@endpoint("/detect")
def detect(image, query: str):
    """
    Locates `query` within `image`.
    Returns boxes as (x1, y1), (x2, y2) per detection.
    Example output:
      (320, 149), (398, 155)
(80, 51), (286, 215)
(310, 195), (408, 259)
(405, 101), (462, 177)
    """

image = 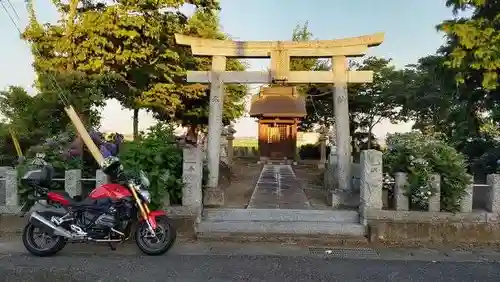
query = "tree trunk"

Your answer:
(367, 126), (373, 149)
(186, 125), (198, 144)
(133, 108), (139, 140)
